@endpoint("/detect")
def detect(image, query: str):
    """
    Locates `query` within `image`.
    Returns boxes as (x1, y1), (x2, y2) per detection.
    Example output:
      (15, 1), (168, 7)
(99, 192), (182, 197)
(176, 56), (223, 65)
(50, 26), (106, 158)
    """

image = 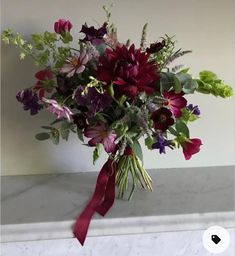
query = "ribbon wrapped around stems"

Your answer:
(73, 158), (117, 245)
